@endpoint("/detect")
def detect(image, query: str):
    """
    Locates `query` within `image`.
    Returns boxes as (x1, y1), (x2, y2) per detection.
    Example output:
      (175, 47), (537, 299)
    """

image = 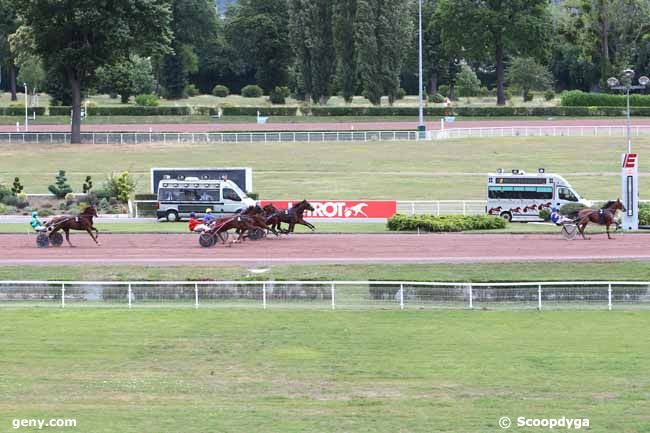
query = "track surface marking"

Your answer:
(1, 233), (648, 266)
